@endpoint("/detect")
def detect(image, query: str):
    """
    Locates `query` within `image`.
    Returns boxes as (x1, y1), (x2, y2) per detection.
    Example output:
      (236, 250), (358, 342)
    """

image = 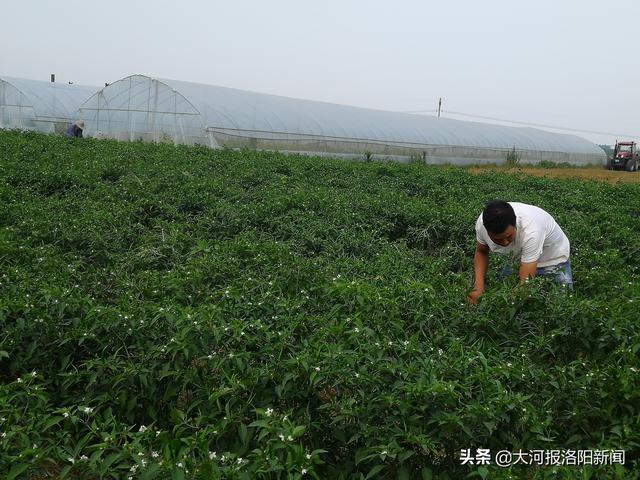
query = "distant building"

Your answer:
(2, 73), (605, 166)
